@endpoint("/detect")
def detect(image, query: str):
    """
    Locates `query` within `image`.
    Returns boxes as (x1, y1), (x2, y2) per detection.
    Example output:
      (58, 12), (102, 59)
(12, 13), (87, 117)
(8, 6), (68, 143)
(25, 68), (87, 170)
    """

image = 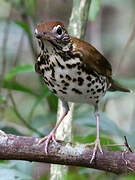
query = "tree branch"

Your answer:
(0, 133), (135, 174)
